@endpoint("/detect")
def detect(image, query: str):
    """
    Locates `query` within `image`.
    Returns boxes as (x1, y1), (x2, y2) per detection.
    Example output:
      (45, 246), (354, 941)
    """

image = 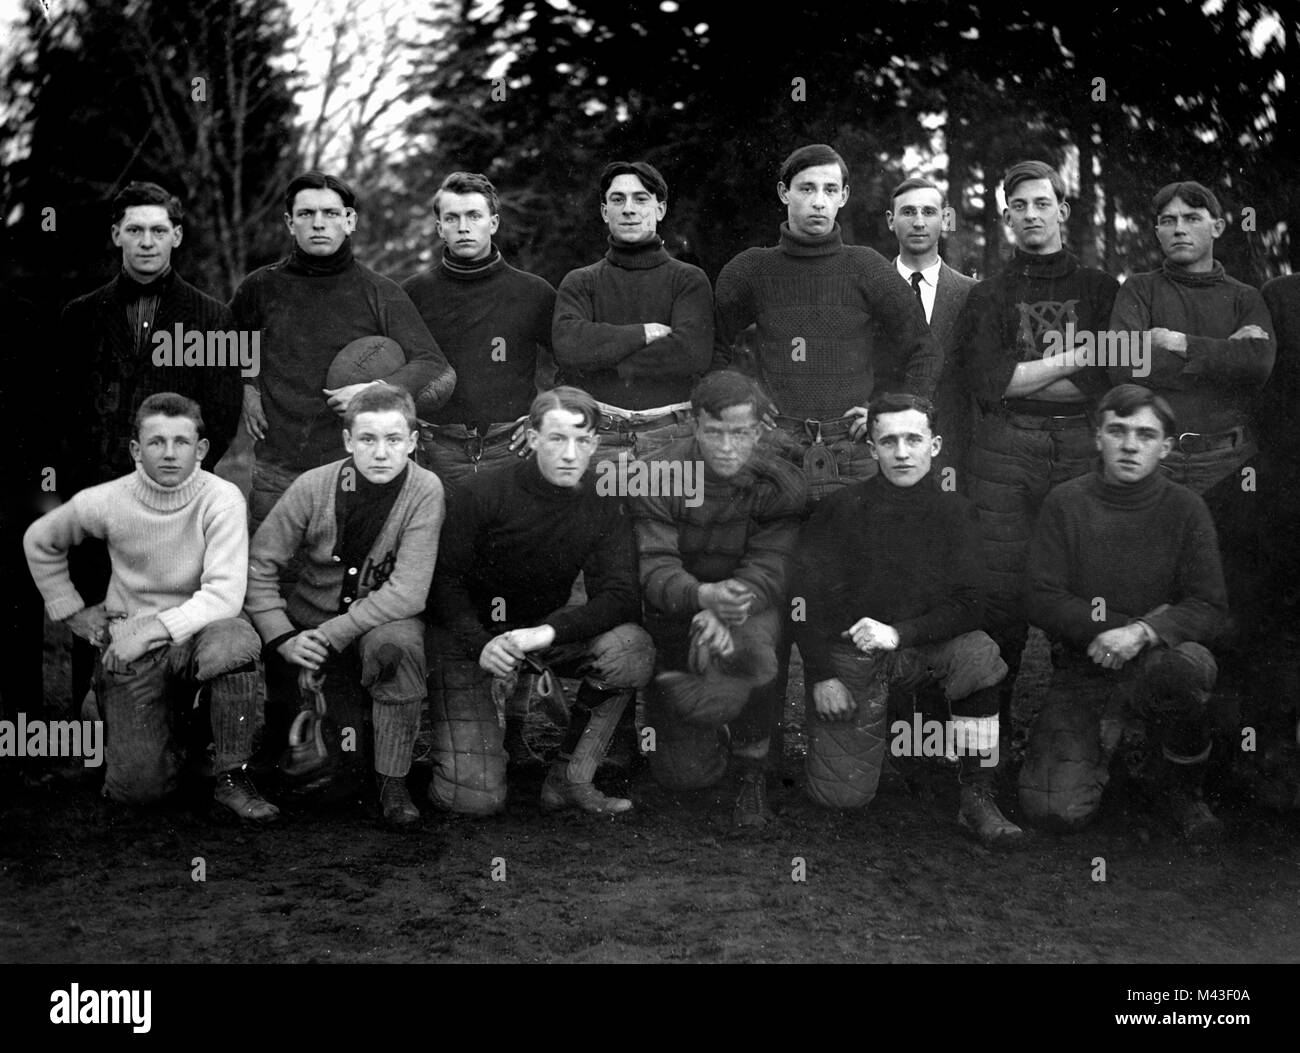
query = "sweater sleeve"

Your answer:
(730, 478), (807, 614)
(317, 476), (445, 652)
(1180, 287), (1276, 388)
(378, 281), (457, 409)
(552, 267), (645, 371)
(428, 486), (495, 661)
(1025, 490), (1130, 646)
(245, 474), (315, 644)
(545, 503), (641, 644)
(957, 281), (1014, 407)
(890, 500), (985, 648)
(155, 489), (249, 643)
(616, 267), (714, 380)
(1139, 497), (1228, 647)
(23, 491), (109, 621)
(866, 254), (941, 398)
(711, 256), (754, 373)
(632, 491), (701, 616)
(199, 298), (243, 467)
(229, 275), (263, 395)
